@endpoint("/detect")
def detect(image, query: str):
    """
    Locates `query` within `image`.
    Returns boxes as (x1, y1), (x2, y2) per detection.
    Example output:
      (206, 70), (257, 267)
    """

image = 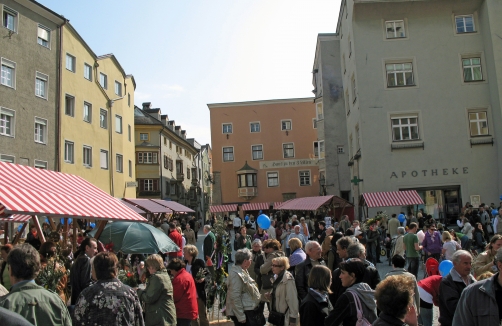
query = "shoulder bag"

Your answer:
(347, 290), (372, 326)
(268, 281), (289, 326)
